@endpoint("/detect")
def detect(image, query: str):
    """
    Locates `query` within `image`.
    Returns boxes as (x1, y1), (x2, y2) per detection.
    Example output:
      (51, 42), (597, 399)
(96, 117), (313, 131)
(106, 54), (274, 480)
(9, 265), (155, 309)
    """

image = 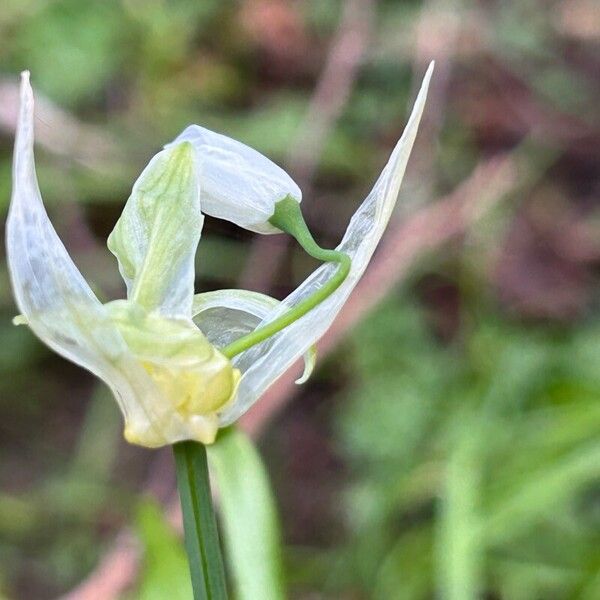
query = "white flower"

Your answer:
(6, 62), (433, 447)
(167, 125), (302, 234)
(6, 72), (239, 448)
